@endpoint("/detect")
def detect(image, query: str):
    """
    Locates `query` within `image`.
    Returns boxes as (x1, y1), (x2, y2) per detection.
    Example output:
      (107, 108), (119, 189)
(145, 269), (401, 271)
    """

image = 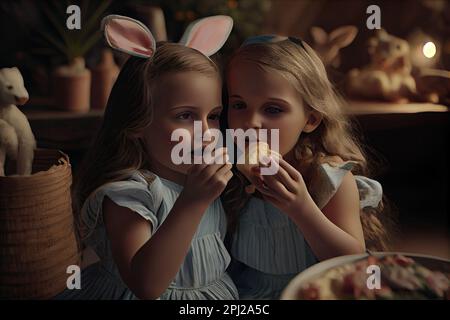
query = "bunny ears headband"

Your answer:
(101, 14), (233, 59)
